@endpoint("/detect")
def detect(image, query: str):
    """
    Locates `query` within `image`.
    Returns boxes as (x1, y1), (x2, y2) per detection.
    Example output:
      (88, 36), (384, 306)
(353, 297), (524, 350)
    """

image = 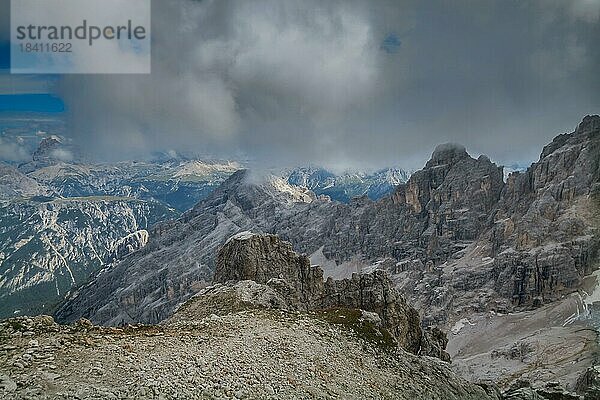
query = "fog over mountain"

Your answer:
(1, 0), (599, 170)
